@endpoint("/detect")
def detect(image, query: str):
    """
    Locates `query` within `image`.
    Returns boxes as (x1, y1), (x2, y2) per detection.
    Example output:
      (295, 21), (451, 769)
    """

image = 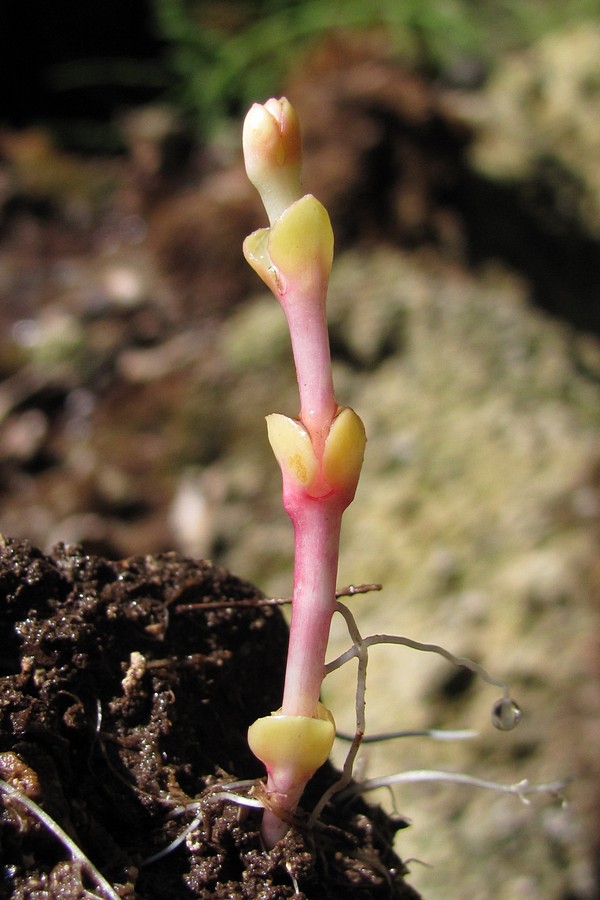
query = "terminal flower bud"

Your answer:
(243, 97), (302, 226)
